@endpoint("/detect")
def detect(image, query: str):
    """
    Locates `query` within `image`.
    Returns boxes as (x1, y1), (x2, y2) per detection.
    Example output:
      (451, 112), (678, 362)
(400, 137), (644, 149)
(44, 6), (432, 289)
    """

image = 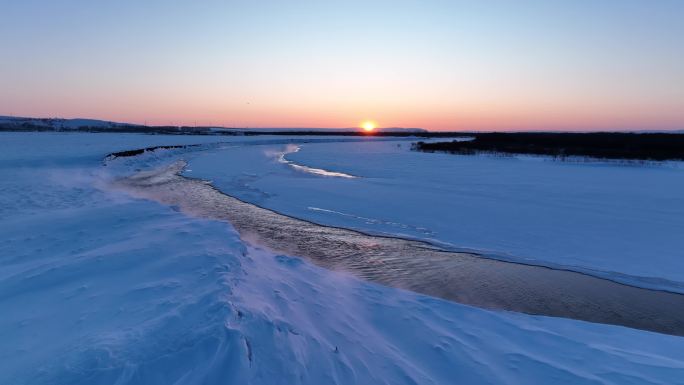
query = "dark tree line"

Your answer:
(414, 132), (684, 161)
